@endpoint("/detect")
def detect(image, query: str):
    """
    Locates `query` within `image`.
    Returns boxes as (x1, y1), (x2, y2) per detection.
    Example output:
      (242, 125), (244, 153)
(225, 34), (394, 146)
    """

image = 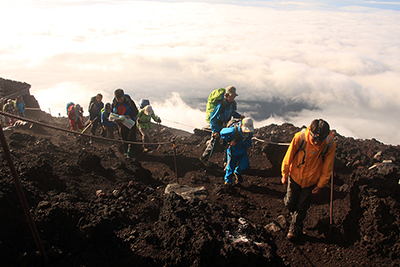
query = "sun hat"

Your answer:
(242, 118), (254, 133)
(225, 86), (238, 97)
